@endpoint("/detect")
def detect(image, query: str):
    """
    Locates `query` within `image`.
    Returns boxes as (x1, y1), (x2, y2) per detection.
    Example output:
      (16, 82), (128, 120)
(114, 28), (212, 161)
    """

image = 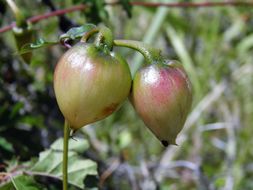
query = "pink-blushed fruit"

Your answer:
(131, 60), (192, 146)
(54, 42), (132, 130)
